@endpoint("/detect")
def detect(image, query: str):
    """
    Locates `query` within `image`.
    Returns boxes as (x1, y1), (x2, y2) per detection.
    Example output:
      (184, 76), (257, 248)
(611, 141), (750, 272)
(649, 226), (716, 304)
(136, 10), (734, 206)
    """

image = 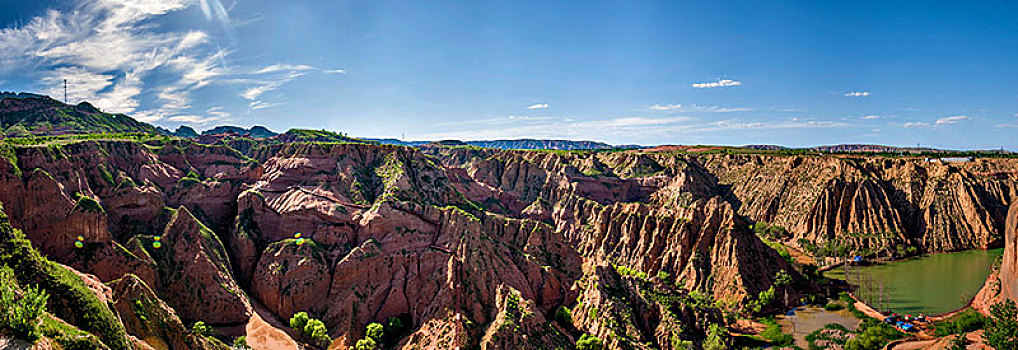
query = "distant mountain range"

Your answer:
(200, 125), (278, 138)
(368, 138), (617, 150)
(742, 144), (1012, 154)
